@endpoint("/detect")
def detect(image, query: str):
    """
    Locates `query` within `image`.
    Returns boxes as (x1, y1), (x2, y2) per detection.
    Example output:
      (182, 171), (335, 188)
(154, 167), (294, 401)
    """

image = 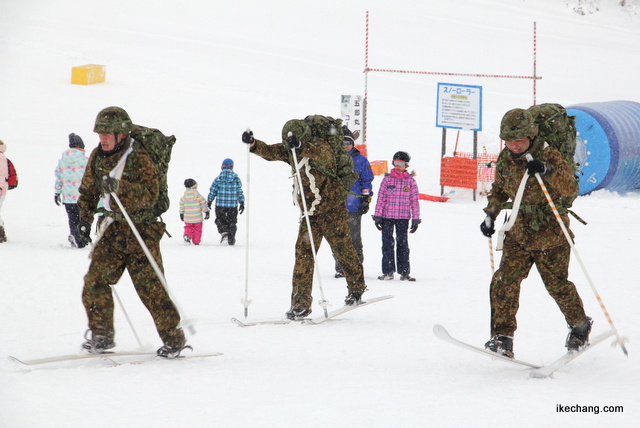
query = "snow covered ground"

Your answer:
(1, 0), (639, 426)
